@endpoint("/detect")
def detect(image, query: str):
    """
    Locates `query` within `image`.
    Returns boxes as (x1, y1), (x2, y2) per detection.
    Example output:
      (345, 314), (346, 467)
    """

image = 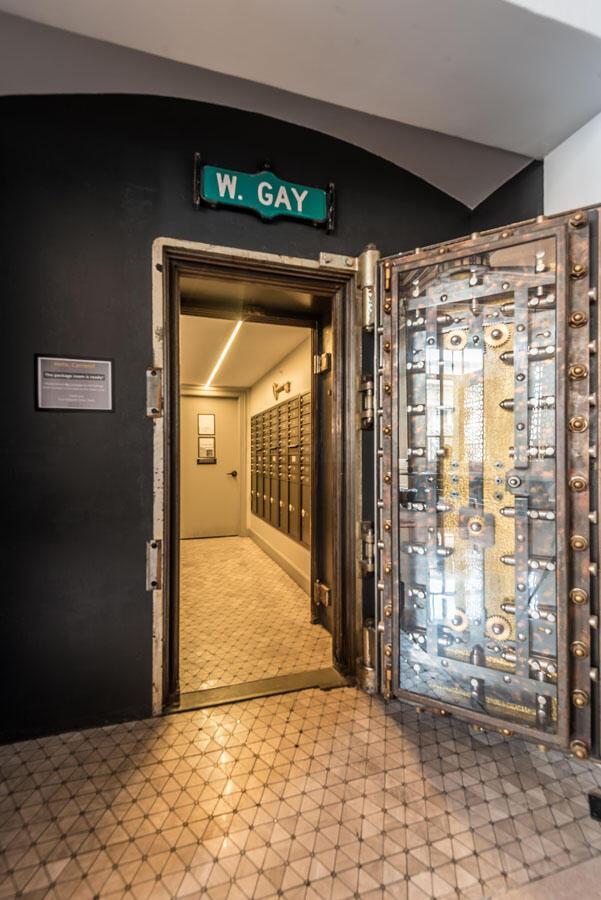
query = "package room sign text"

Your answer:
(194, 154), (335, 231)
(36, 356), (113, 411)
